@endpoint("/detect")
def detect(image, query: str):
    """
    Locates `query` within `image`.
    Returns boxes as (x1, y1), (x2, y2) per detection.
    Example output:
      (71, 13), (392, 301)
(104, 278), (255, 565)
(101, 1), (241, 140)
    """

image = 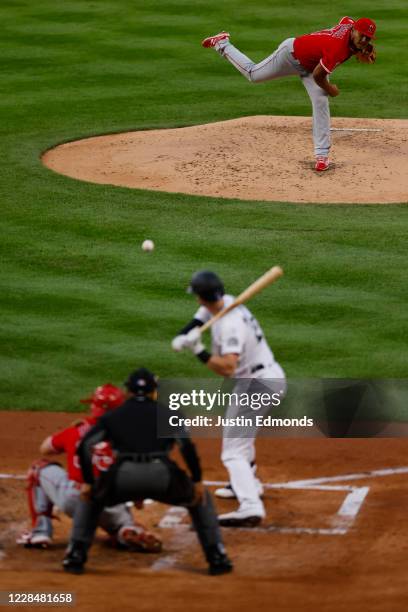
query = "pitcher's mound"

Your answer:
(42, 116), (408, 204)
